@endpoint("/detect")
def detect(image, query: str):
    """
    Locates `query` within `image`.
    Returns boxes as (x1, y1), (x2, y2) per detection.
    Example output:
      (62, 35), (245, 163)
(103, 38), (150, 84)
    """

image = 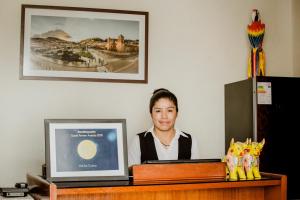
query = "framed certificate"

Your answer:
(44, 119), (128, 182)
